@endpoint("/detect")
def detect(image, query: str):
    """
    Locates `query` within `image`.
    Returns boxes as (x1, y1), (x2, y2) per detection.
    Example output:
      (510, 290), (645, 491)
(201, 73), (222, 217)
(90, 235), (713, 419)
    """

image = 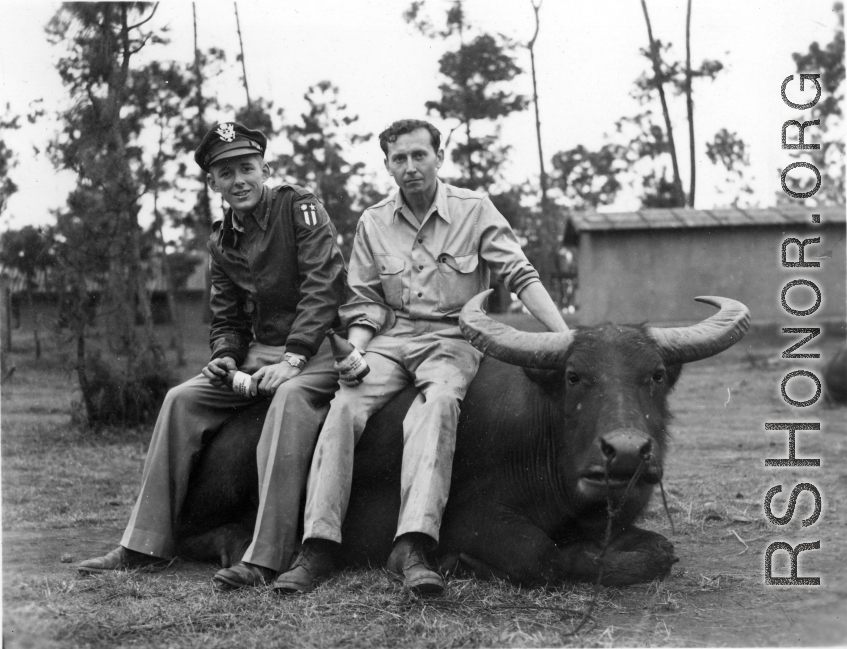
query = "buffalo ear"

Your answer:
(523, 367), (565, 386)
(666, 364), (683, 389)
